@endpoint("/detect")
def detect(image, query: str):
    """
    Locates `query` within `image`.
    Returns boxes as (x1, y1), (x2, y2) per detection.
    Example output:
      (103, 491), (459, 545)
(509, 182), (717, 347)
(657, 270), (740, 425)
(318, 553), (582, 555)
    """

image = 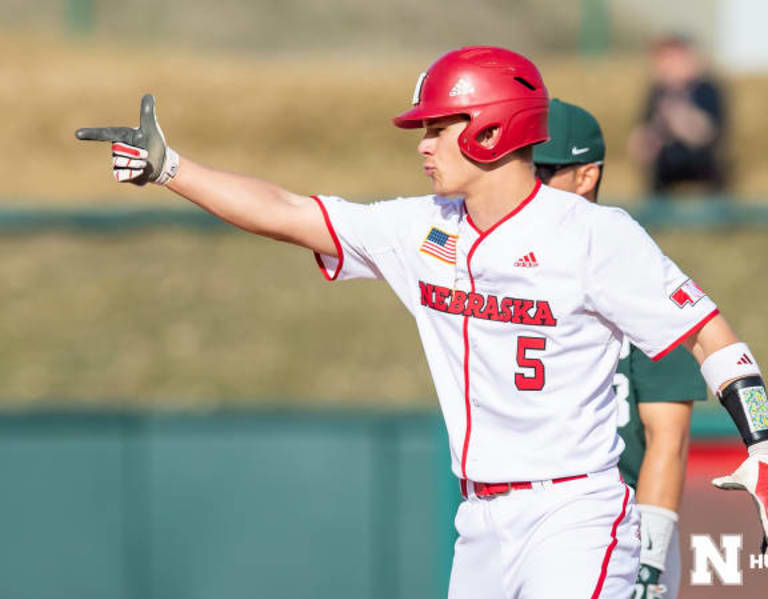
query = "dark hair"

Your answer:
(534, 163), (578, 184)
(535, 163), (604, 201)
